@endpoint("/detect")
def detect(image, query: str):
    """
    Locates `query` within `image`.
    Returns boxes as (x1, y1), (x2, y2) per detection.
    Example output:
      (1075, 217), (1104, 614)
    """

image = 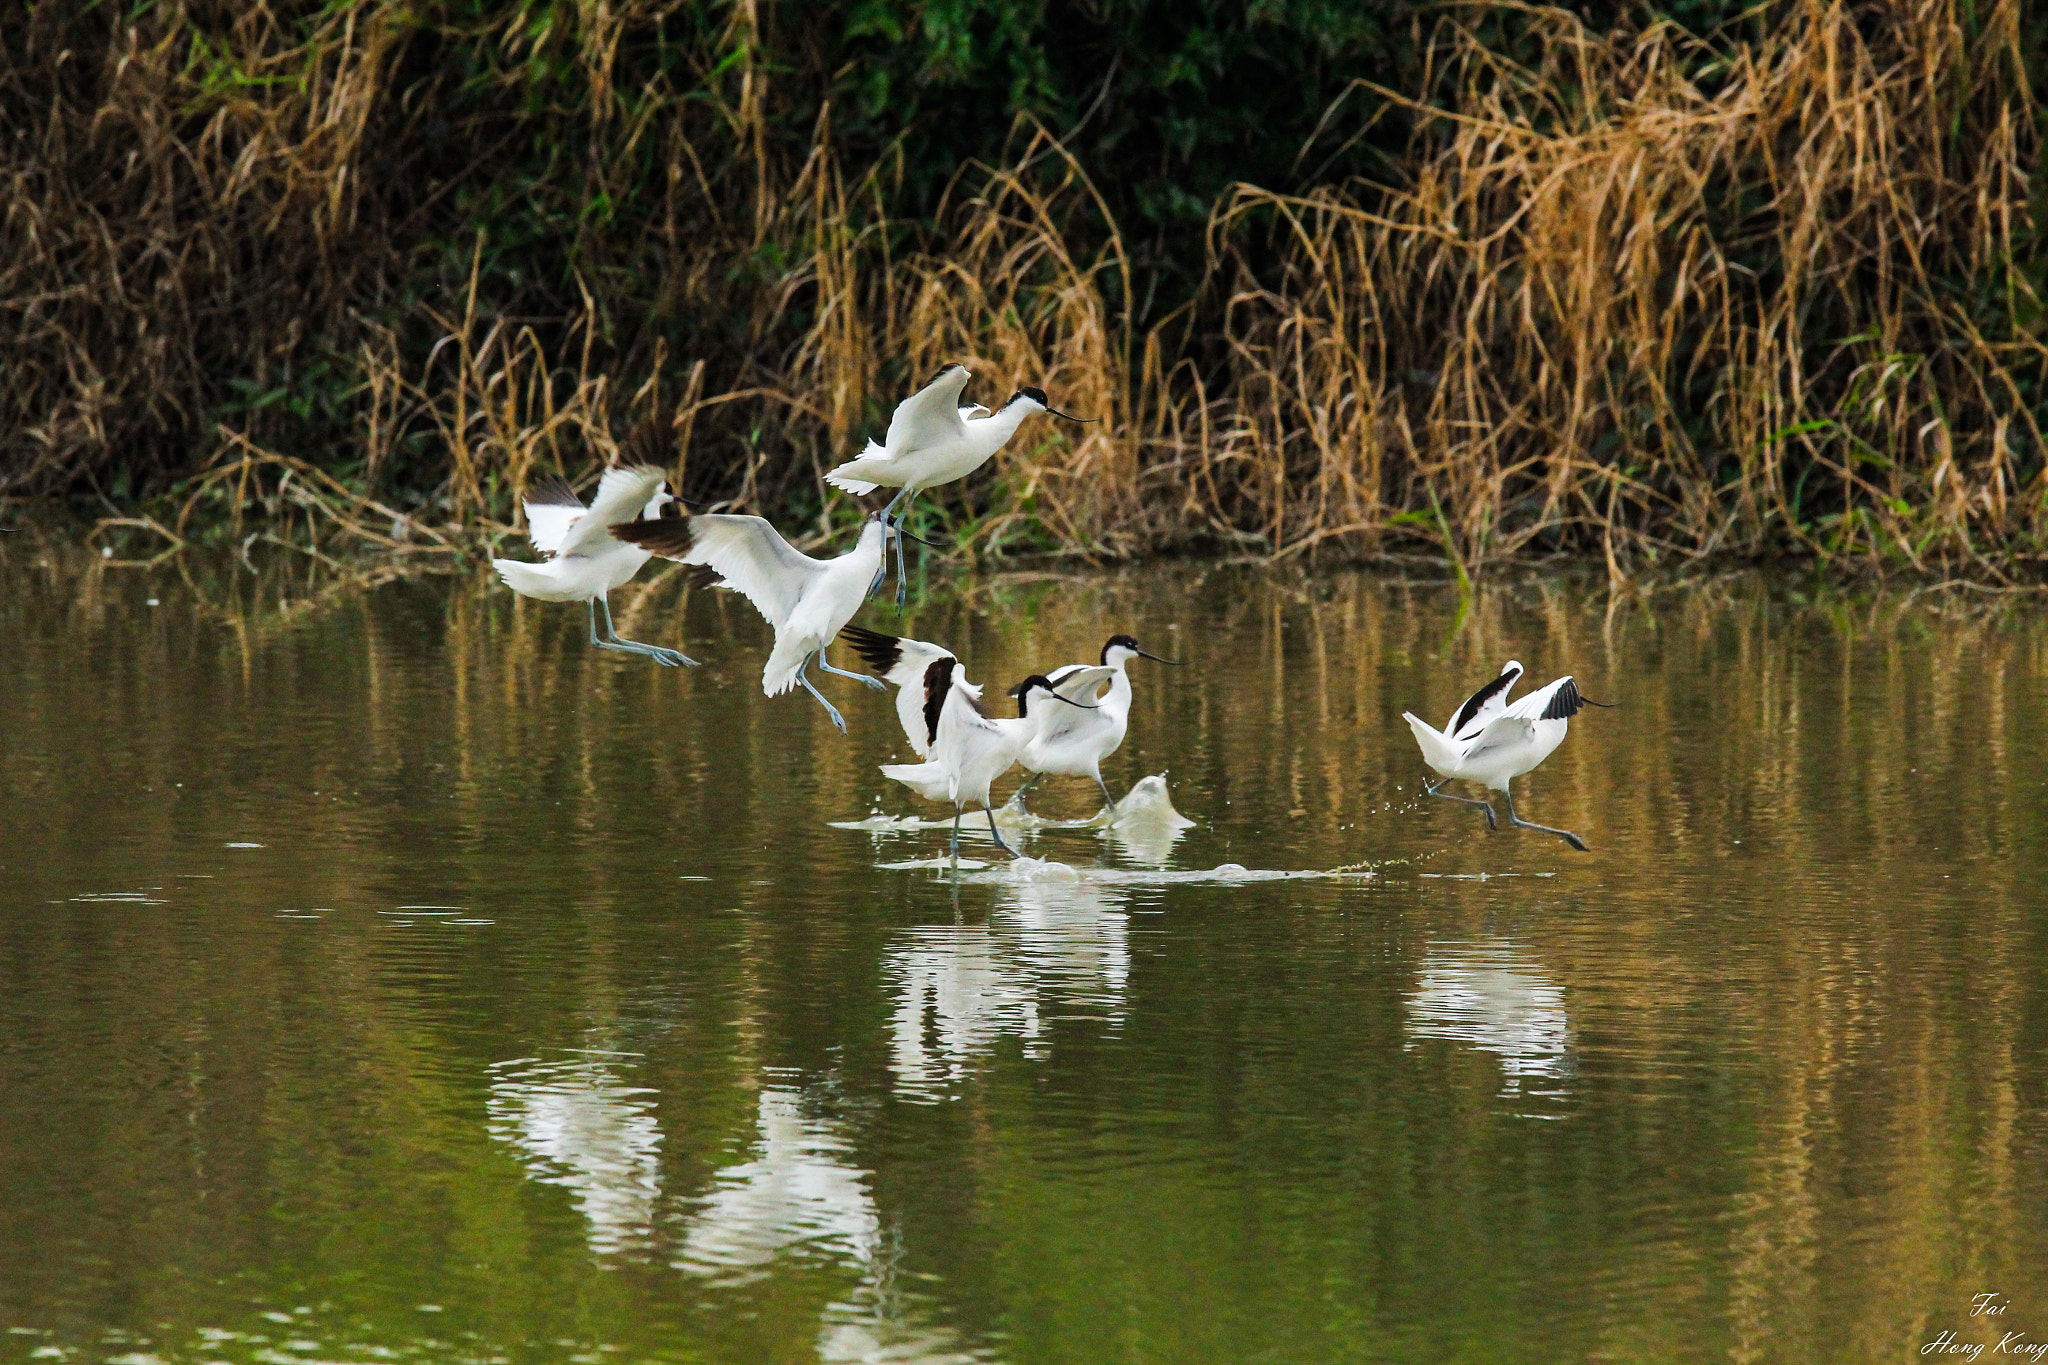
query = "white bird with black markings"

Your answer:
(824, 364), (1096, 606)
(491, 465), (696, 667)
(1009, 633), (1181, 812)
(839, 626), (1101, 863)
(612, 510), (892, 732)
(1402, 661), (1614, 851)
